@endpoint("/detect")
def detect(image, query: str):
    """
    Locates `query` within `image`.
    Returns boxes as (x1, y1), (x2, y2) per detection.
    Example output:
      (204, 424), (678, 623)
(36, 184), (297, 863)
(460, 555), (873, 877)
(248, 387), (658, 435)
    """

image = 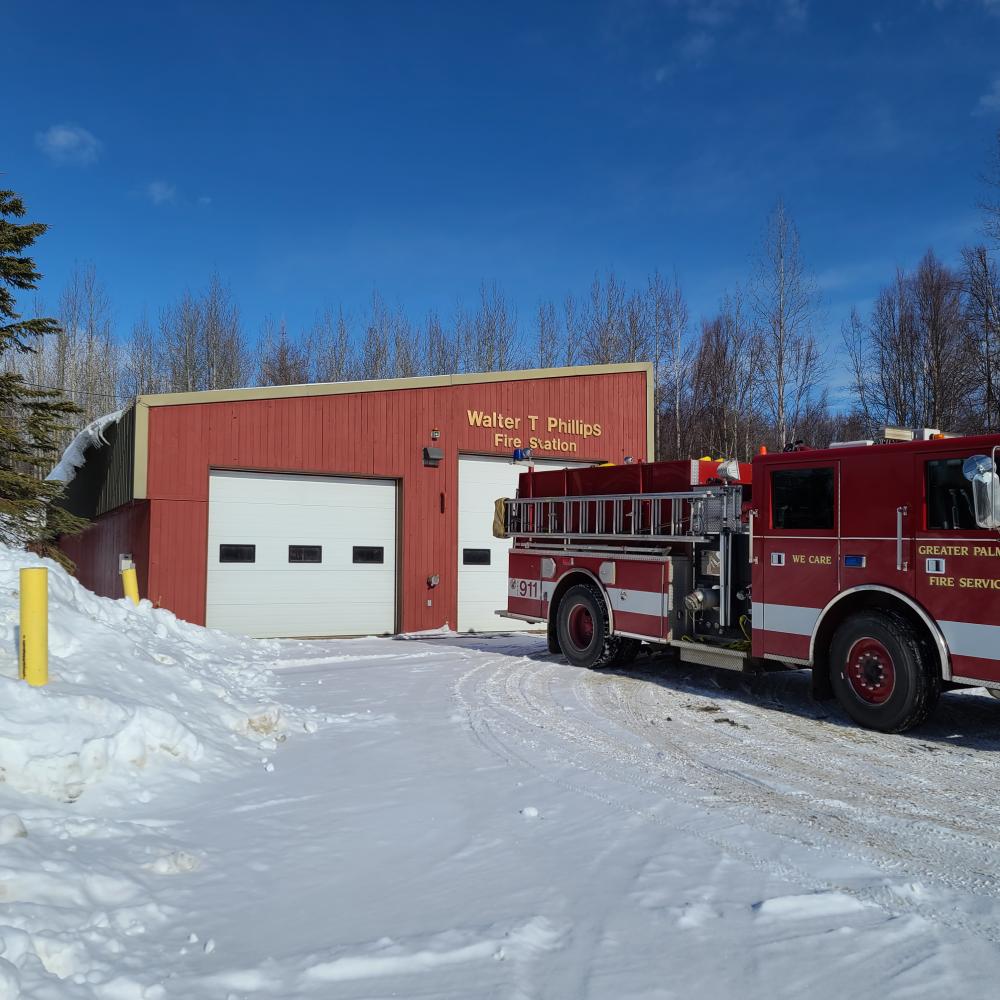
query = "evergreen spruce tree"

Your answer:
(0, 189), (86, 561)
